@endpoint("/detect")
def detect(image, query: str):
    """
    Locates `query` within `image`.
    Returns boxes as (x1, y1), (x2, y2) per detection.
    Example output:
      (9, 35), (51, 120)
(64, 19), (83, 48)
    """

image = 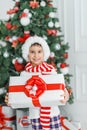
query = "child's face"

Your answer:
(28, 44), (44, 66)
